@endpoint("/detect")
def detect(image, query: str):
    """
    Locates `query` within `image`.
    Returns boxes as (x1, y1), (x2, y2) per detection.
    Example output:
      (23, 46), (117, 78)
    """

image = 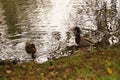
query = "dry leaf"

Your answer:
(6, 70), (12, 74)
(106, 67), (112, 75)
